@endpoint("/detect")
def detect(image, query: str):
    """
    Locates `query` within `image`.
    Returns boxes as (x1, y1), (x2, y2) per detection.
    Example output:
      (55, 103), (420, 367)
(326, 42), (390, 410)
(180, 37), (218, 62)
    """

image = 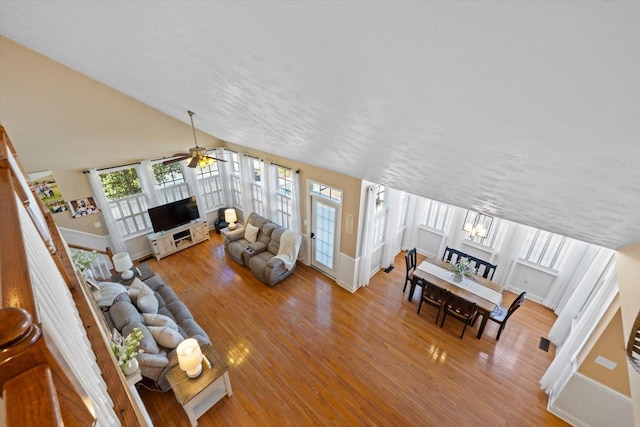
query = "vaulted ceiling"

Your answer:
(1, 1), (639, 249)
